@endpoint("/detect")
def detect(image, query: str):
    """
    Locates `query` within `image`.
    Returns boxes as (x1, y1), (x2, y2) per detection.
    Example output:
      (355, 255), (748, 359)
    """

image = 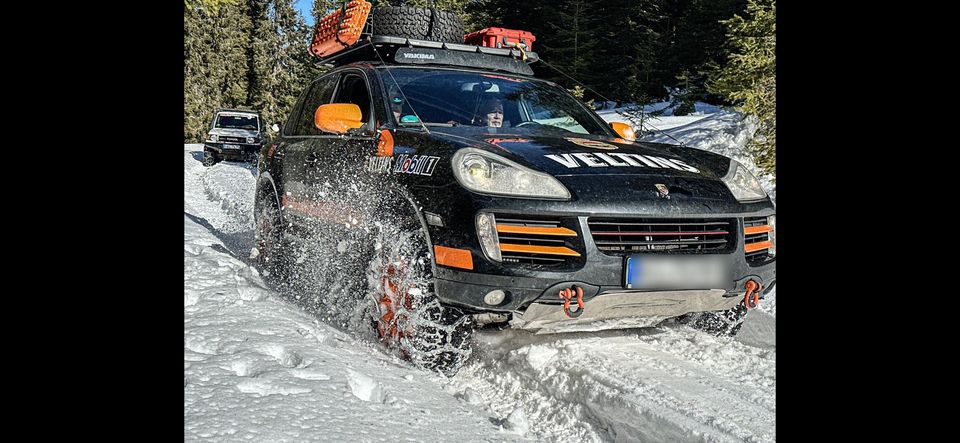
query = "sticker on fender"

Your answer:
(394, 154), (440, 176)
(366, 156), (393, 173)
